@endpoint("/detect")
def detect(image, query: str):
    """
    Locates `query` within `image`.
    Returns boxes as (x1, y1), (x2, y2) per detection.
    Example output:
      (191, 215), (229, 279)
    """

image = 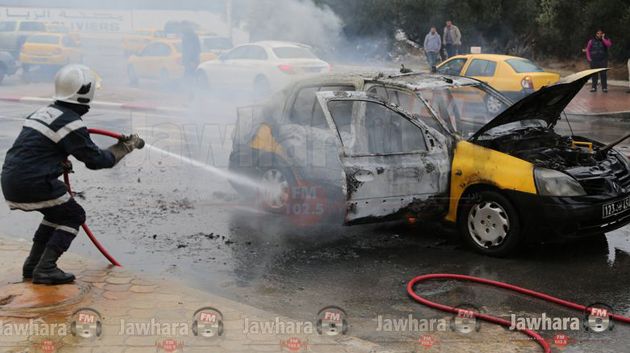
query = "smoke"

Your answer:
(243, 0), (344, 54)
